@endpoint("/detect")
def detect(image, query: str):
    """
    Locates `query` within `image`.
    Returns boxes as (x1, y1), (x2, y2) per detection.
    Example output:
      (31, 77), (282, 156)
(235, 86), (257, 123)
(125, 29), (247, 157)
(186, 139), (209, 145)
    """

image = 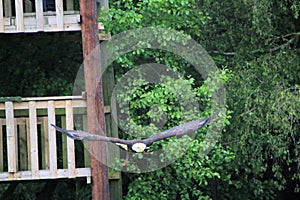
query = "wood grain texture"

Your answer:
(29, 101), (39, 178)
(5, 102), (17, 173)
(47, 101), (57, 177)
